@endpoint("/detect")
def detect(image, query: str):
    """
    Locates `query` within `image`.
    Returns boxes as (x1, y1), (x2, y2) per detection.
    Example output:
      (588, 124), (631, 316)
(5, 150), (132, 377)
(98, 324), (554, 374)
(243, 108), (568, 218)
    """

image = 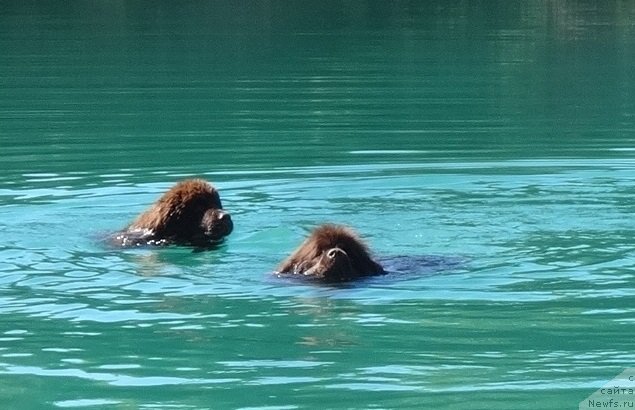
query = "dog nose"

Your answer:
(326, 247), (347, 259)
(219, 212), (233, 234)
